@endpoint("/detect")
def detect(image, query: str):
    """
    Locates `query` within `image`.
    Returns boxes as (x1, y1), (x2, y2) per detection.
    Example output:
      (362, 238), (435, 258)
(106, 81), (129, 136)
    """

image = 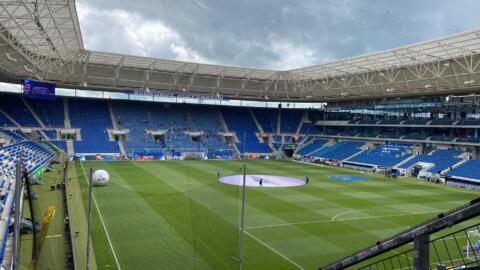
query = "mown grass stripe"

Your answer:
(79, 161), (122, 270)
(127, 161), (299, 270)
(76, 160), (478, 270)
